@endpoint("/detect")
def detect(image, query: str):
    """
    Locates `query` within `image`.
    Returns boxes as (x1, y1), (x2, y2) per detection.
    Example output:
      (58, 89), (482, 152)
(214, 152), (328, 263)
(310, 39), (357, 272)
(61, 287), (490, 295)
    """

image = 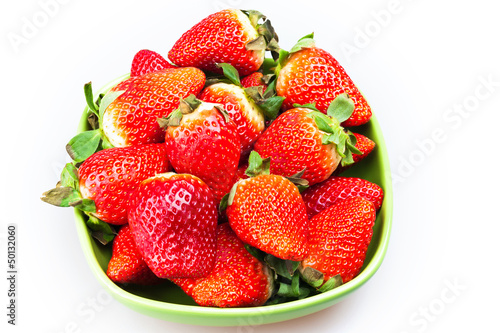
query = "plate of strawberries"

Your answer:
(42, 8), (392, 326)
